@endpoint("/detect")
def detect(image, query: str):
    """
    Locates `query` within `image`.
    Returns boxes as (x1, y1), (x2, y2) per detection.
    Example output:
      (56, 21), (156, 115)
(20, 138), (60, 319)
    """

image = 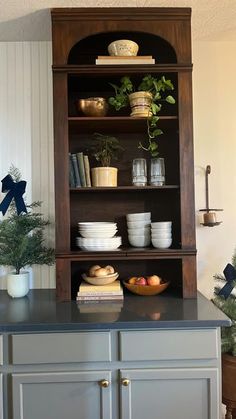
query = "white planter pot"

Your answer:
(7, 272), (30, 298)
